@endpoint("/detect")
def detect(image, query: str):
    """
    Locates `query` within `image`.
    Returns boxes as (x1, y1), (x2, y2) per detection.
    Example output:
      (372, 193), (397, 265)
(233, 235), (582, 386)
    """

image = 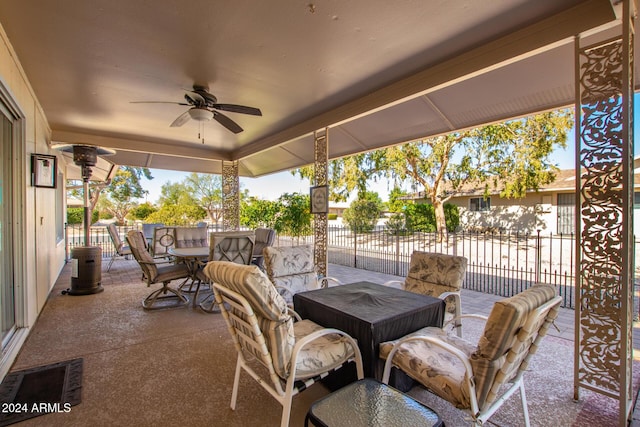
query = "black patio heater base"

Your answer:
(67, 246), (104, 295)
